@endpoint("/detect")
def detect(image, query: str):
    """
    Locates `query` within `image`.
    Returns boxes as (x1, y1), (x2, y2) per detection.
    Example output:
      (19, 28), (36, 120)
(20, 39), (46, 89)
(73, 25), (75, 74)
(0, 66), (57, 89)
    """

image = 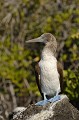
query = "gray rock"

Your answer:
(9, 95), (79, 120)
